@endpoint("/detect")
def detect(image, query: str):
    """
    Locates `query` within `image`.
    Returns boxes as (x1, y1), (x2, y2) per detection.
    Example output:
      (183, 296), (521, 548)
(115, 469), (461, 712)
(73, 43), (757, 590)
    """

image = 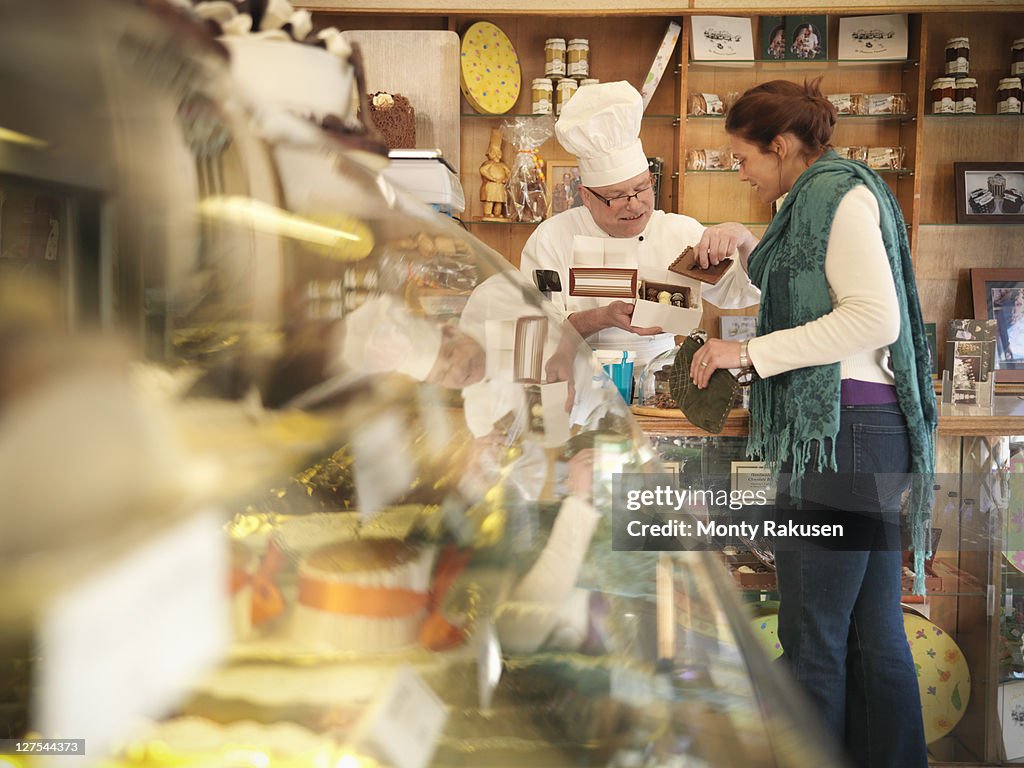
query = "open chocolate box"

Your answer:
(722, 552), (777, 590)
(631, 267), (703, 336)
